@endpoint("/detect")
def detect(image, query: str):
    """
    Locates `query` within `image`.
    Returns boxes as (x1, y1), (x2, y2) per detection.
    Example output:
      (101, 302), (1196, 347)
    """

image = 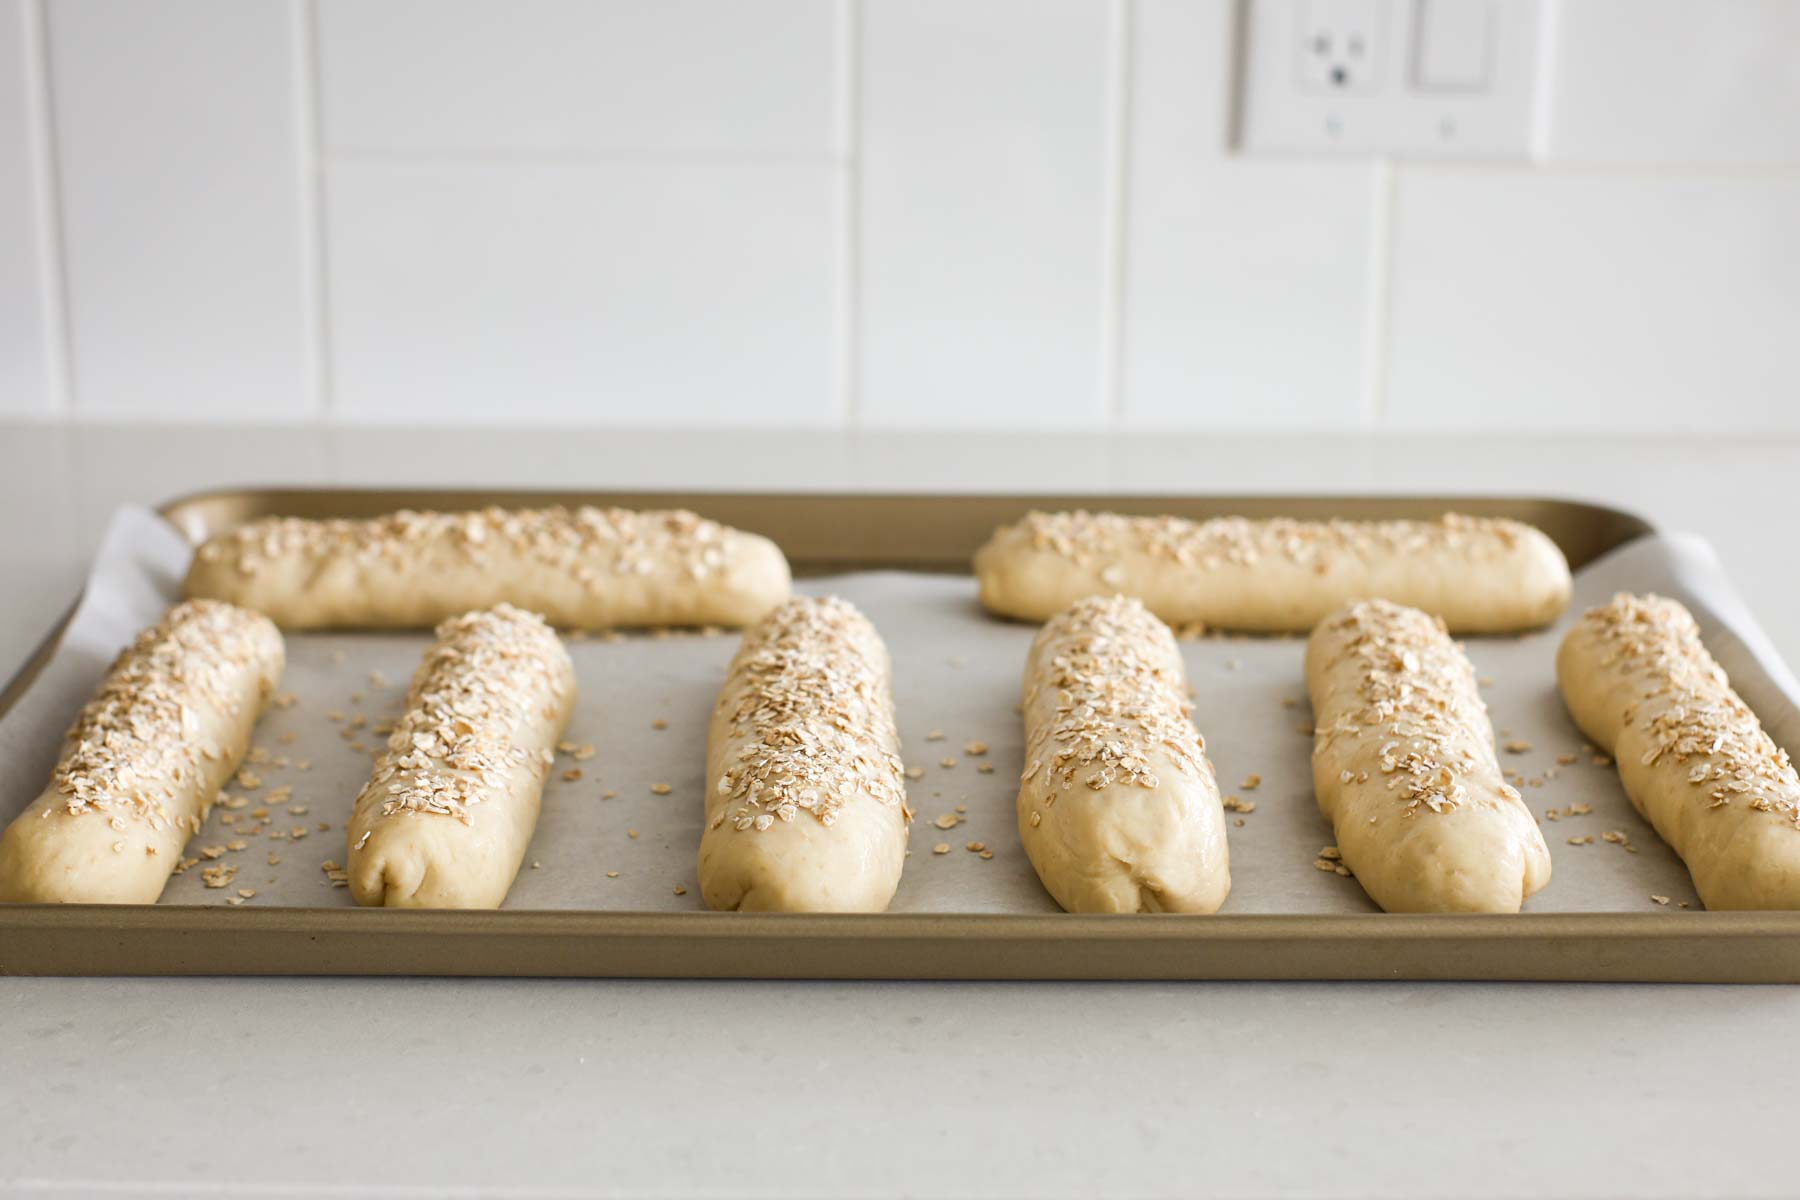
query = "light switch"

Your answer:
(1413, 0), (1492, 91)
(1238, 0), (1545, 159)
